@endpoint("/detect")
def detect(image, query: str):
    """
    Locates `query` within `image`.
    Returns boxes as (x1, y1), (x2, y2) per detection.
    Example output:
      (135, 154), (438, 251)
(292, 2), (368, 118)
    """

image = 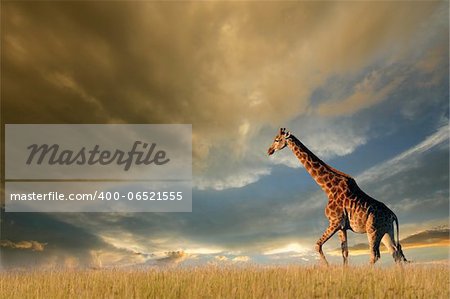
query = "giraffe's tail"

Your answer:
(393, 215), (408, 263)
(393, 215), (400, 246)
